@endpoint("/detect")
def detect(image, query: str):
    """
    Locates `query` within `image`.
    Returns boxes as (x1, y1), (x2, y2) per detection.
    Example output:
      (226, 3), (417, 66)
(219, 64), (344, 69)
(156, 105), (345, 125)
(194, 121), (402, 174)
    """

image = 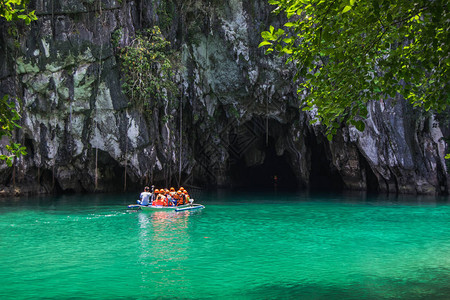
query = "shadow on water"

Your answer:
(190, 188), (450, 207)
(245, 272), (450, 300)
(0, 189), (449, 209)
